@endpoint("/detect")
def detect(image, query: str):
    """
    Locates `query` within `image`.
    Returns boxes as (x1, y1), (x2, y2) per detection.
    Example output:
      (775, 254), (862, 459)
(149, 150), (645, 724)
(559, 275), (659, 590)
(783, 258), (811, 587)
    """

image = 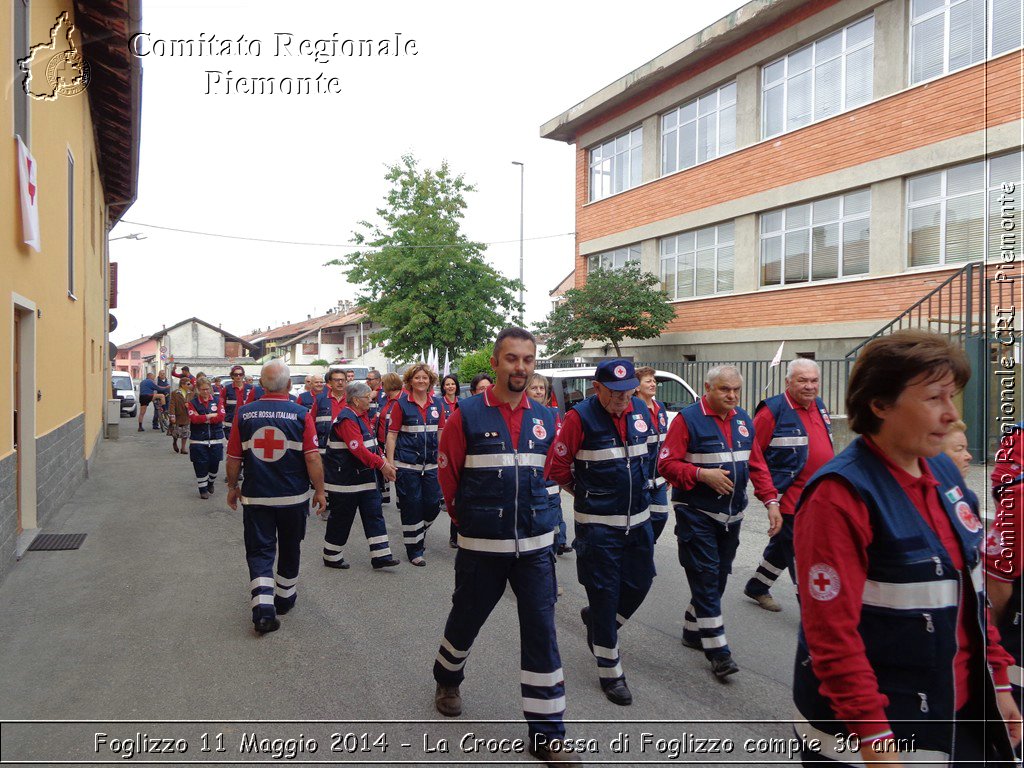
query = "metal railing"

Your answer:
(845, 261), (987, 358)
